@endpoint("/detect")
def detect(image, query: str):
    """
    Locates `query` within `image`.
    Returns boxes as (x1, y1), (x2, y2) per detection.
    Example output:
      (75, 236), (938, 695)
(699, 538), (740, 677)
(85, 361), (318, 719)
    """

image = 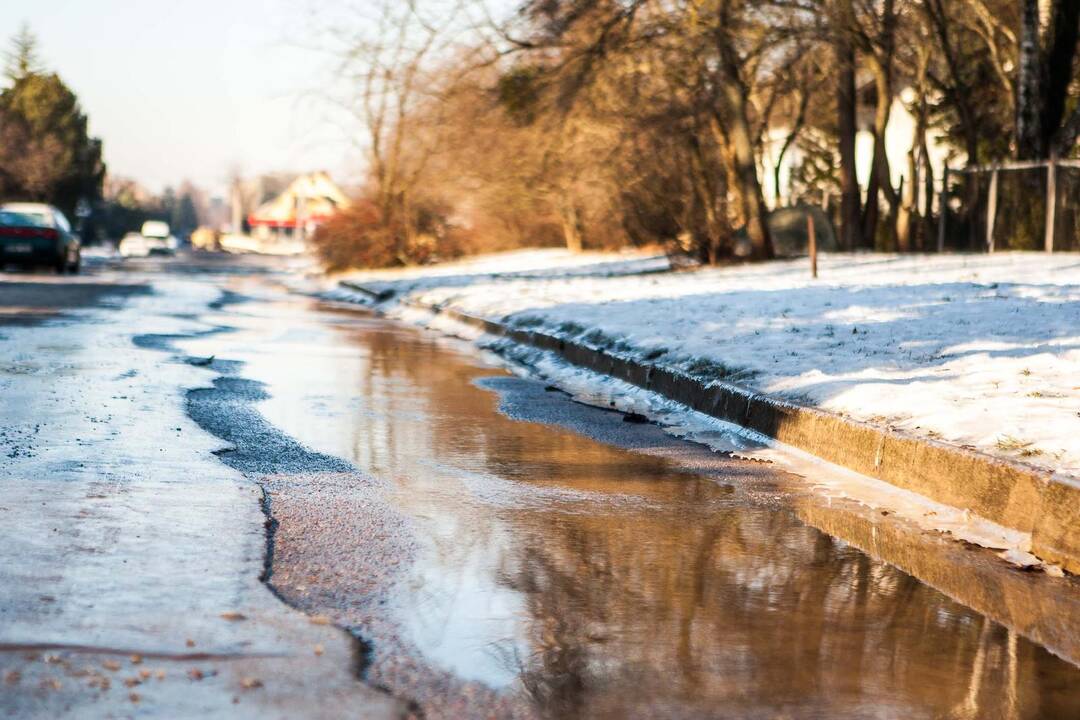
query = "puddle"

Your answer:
(190, 295), (1080, 719)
